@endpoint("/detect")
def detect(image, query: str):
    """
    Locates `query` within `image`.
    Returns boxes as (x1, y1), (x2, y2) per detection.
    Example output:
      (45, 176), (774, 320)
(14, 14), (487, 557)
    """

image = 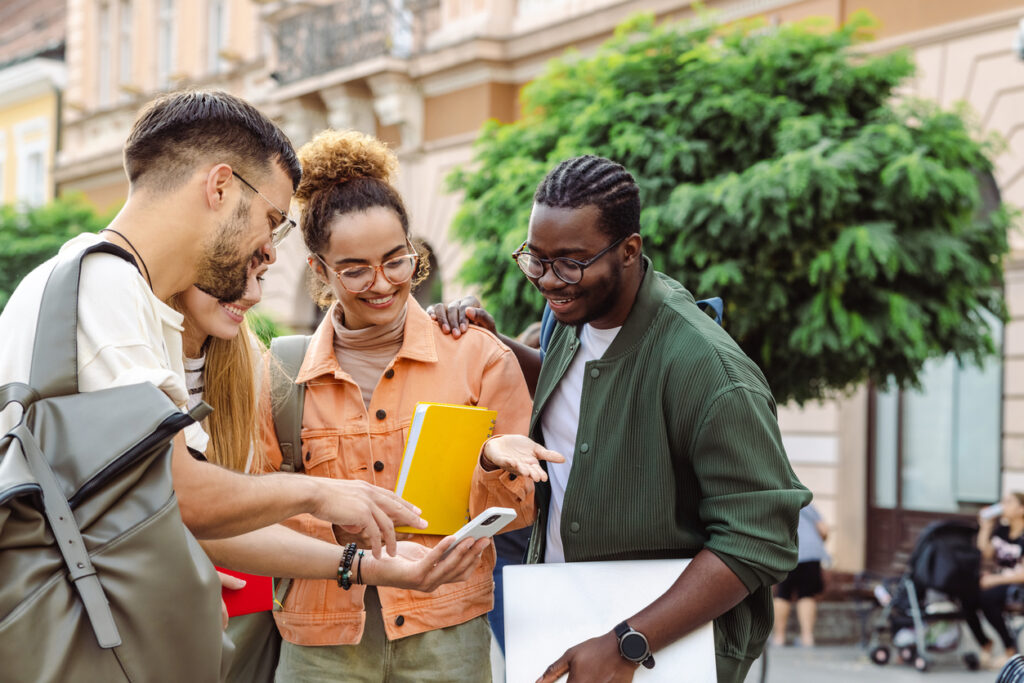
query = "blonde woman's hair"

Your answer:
(170, 295), (266, 473)
(295, 129), (429, 309)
